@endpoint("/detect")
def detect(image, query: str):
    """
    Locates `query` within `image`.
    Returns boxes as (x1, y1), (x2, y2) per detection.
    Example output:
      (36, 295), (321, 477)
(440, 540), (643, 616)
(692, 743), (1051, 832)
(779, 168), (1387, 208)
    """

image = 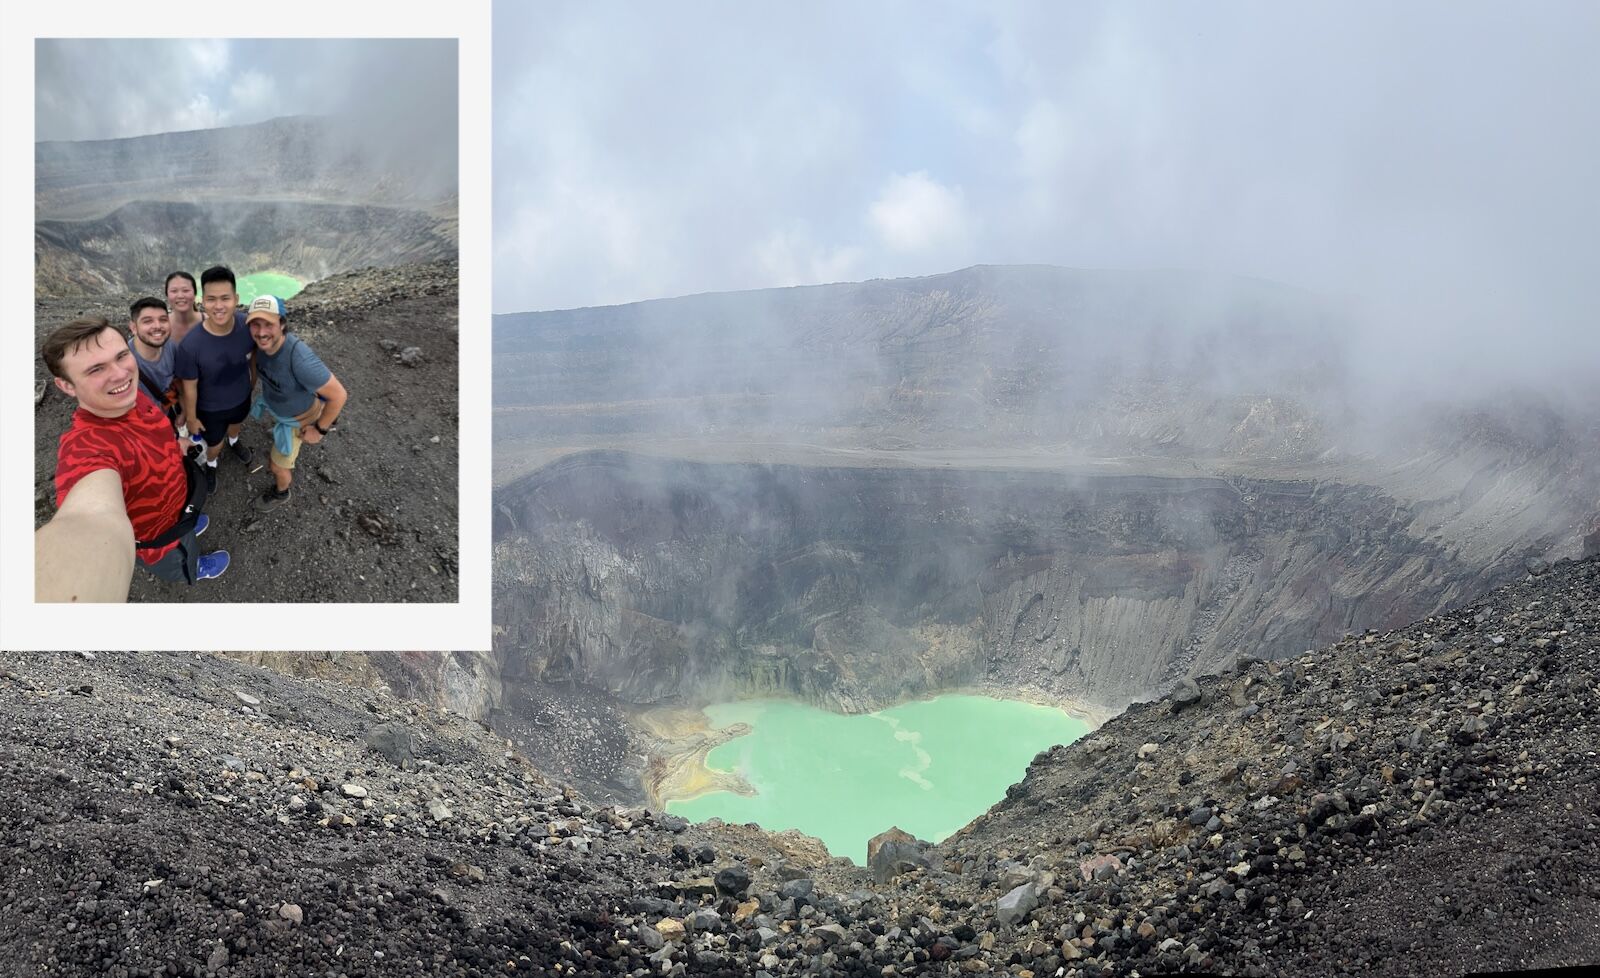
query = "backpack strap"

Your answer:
(135, 364), (180, 427)
(282, 334), (315, 390)
(133, 453), (210, 550)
